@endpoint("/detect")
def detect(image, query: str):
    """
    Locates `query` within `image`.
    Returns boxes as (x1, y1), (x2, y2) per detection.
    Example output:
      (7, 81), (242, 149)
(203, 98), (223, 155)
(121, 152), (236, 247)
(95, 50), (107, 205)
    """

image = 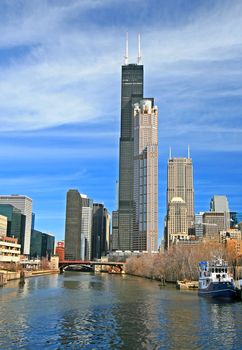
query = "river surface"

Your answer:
(0, 273), (242, 349)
